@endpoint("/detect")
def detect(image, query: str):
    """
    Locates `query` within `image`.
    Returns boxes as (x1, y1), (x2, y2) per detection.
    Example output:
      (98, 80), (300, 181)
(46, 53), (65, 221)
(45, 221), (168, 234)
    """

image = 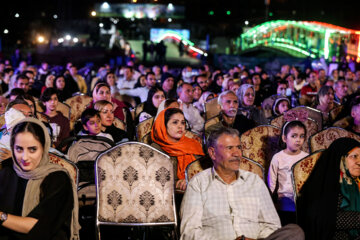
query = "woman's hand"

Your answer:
(176, 179), (187, 191)
(0, 148), (12, 161)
